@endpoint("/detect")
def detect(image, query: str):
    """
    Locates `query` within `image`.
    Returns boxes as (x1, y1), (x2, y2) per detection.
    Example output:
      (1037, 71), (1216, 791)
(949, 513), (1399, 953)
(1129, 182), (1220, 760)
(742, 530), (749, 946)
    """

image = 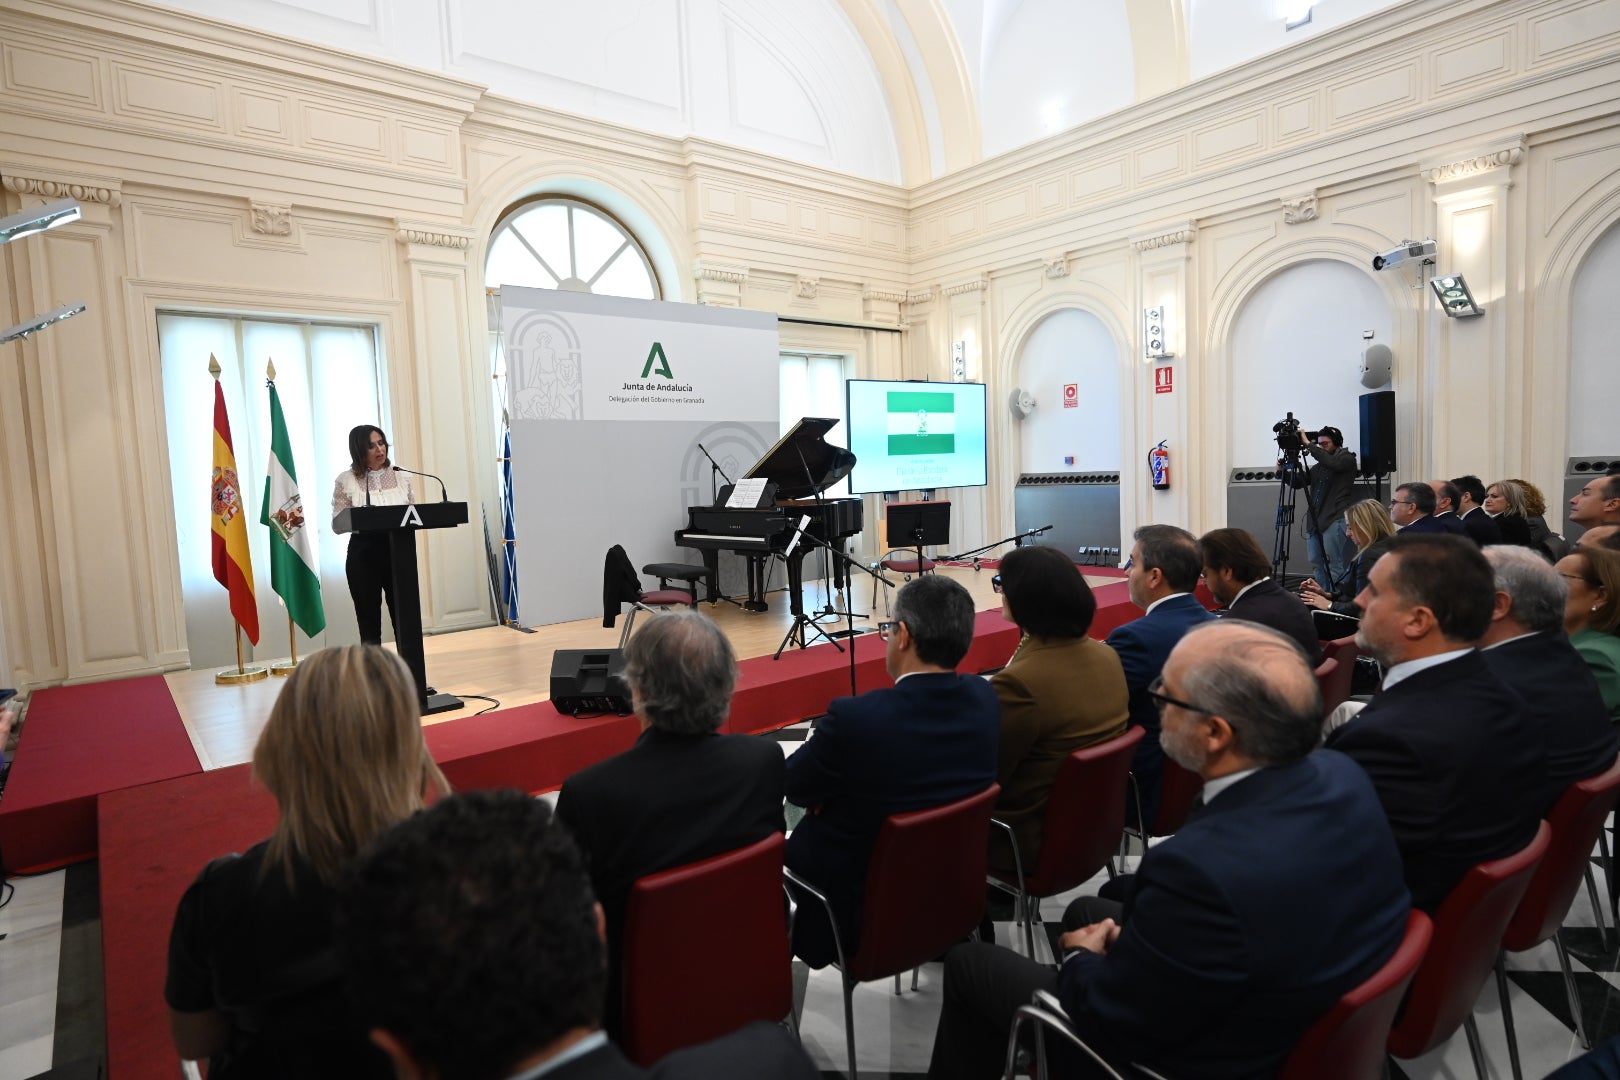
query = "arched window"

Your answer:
(484, 197), (660, 300)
